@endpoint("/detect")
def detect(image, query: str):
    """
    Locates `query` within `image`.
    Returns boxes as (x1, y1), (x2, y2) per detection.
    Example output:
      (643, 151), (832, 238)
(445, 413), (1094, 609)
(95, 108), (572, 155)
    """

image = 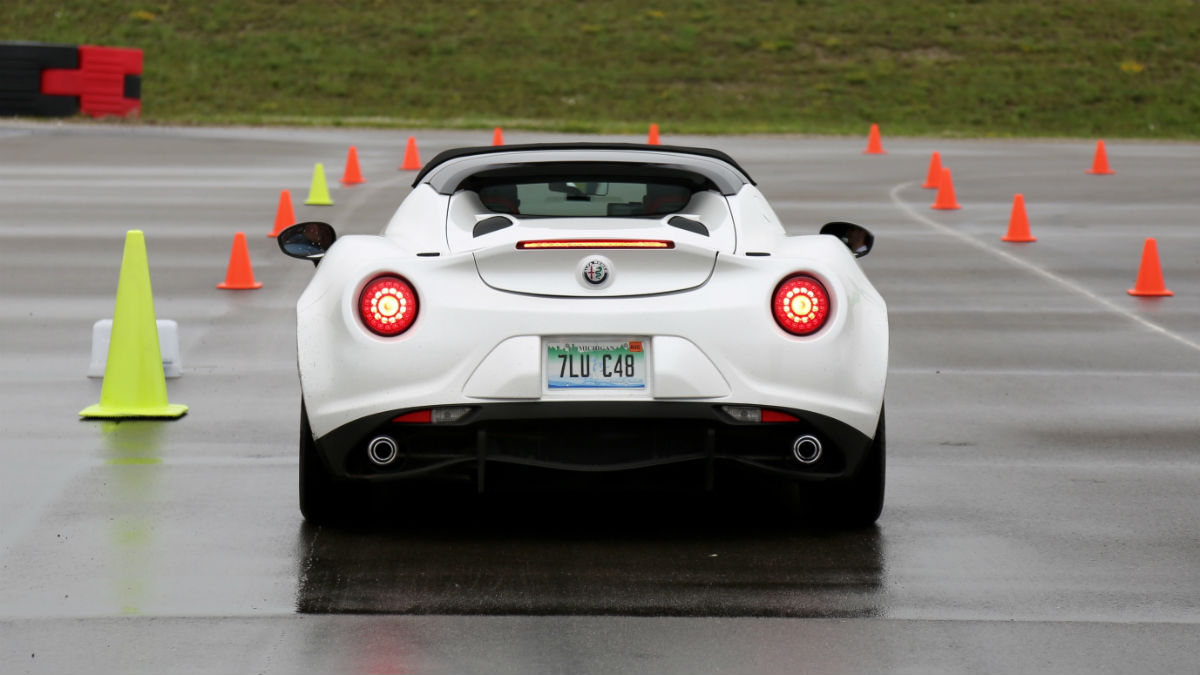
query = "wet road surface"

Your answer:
(1, 124), (1198, 673)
